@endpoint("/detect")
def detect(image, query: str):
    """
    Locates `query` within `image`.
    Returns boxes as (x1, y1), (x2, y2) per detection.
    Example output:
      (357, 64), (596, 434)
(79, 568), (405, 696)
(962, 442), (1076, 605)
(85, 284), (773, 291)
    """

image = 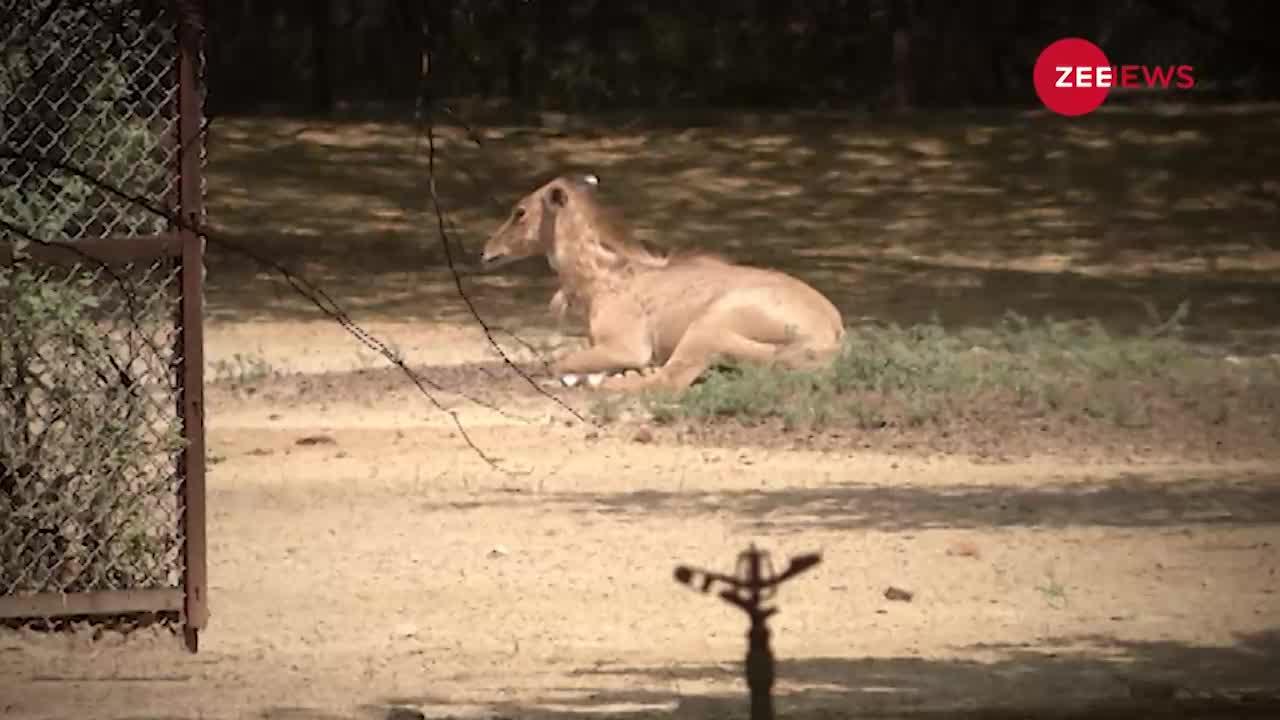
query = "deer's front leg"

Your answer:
(552, 320), (652, 387)
(552, 341), (651, 377)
